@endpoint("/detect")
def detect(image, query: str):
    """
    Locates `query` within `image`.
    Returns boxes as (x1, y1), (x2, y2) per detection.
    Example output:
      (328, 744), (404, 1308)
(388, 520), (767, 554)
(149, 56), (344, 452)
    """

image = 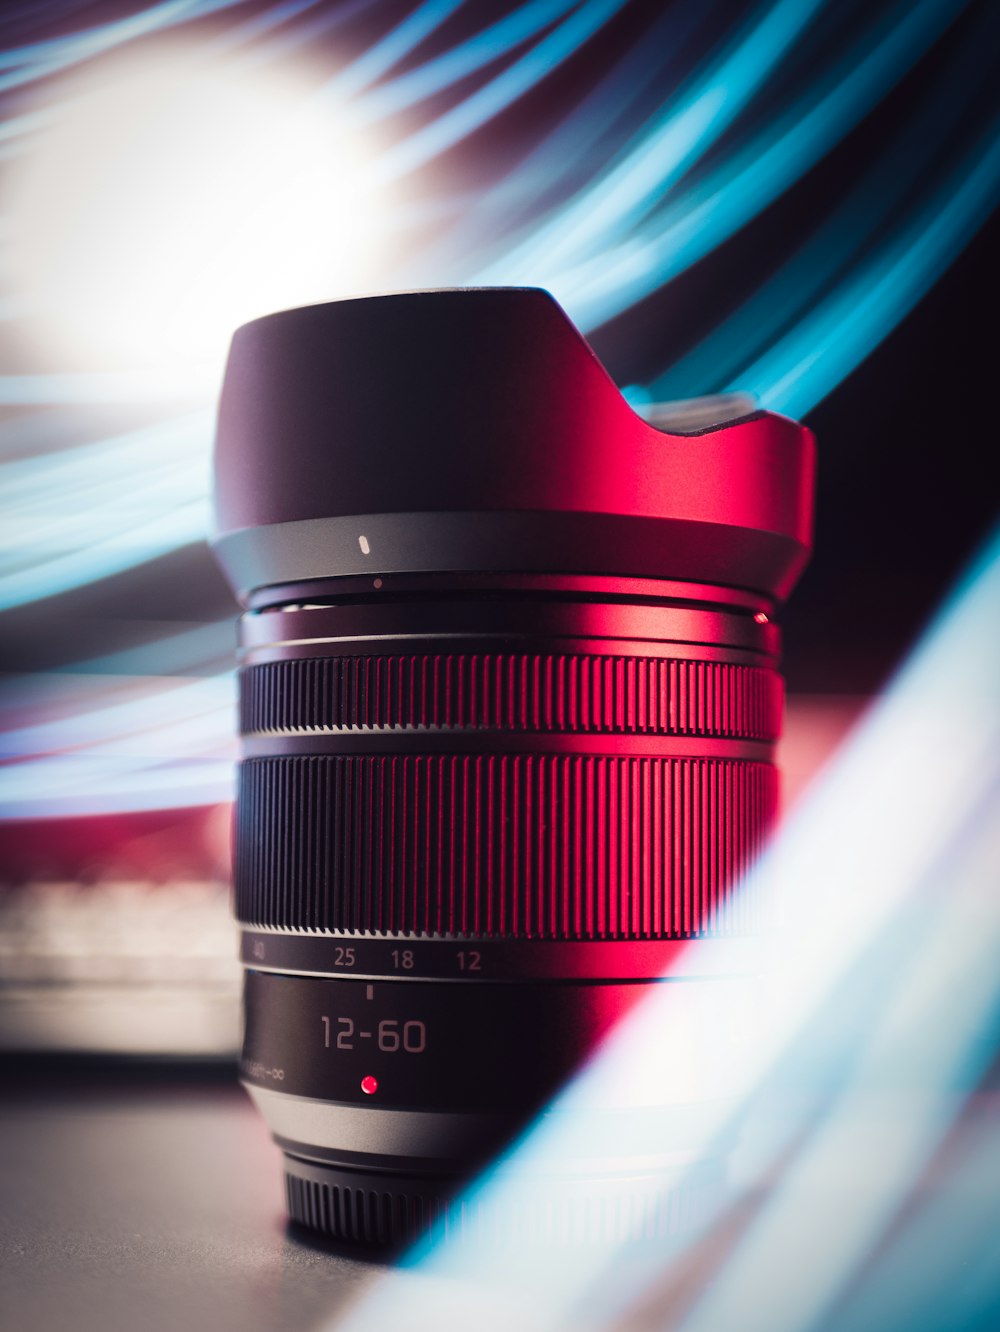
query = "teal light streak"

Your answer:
(0, 668), (236, 817)
(476, 0), (826, 287)
(0, 0), (249, 92)
(0, 754), (235, 816)
(0, 501), (211, 610)
(317, 0), (468, 102)
(0, 673), (233, 759)
(557, 0), (966, 327)
(0, 369), (215, 405)
(403, 0), (706, 279)
(646, 7), (993, 402)
(739, 116), (1000, 417)
(365, 0), (630, 186)
(344, 0), (582, 126)
(0, 411), (213, 609)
